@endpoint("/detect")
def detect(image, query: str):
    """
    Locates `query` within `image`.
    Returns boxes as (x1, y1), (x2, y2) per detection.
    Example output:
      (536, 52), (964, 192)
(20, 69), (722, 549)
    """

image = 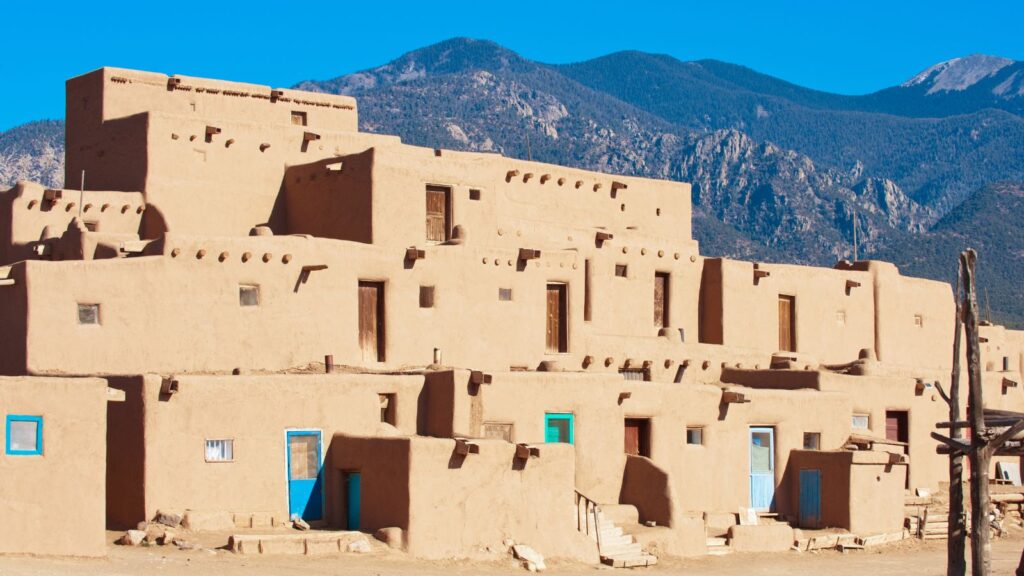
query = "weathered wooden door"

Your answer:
(654, 272), (669, 328)
(885, 410), (909, 443)
(799, 469), (821, 528)
(624, 419), (650, 457)
(778, 295), (796, 352)
(546, 284), (567, 353)
(358, 281), (385, 362)
(286, 430), (323, 521)
(425, 185), (451, 243)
